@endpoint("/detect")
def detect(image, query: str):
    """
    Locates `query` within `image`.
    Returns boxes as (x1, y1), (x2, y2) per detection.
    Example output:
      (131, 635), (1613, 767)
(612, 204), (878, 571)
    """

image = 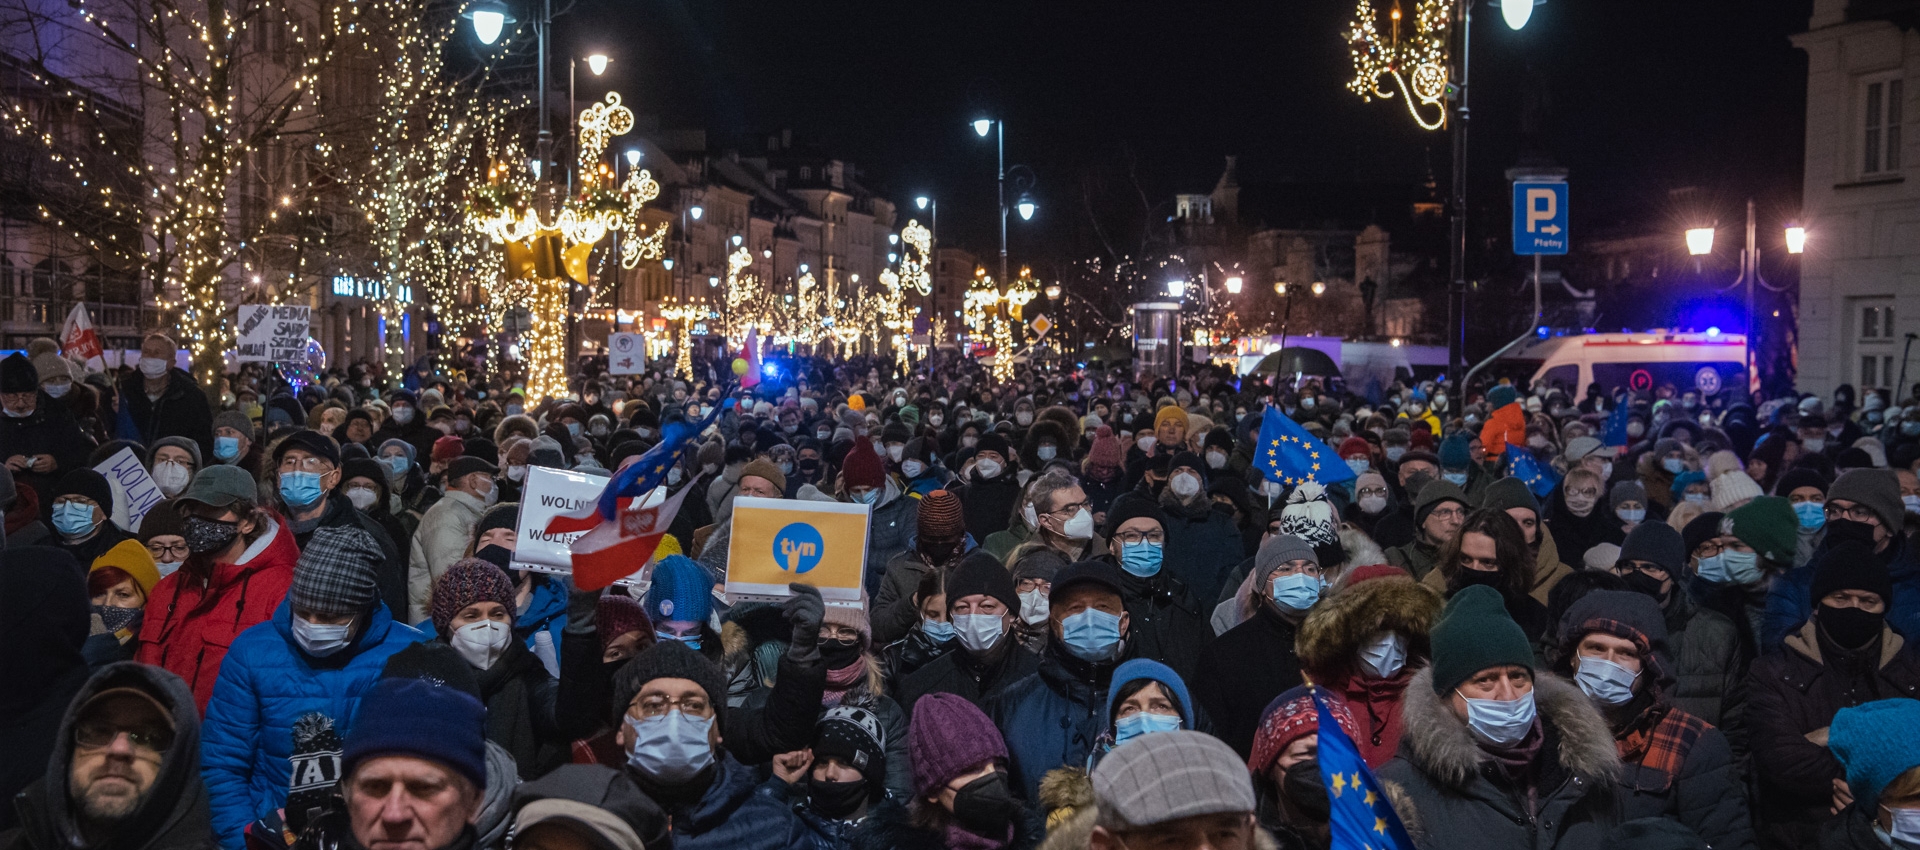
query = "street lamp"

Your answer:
(1016, 193), (1037, 221)
(1311, 281), (1327, 296)
(1167, 280), (1186, 299)
(972, 119), (993, 137)
(624, 149), (641, 168)
(1225, 276), (1243, 294)
(1685, 227), (1715, 256)
(1045, 283), (1061, 300)
(465, 0), (513, 44)
(1684, 200), (1800, 392)
(1492, 0), (1546, 31)
(969, 119), (1035, 287)
(585, 53), (609, 75)
(1786, 225), (1807, 254)
(689, 206), (703, 220)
